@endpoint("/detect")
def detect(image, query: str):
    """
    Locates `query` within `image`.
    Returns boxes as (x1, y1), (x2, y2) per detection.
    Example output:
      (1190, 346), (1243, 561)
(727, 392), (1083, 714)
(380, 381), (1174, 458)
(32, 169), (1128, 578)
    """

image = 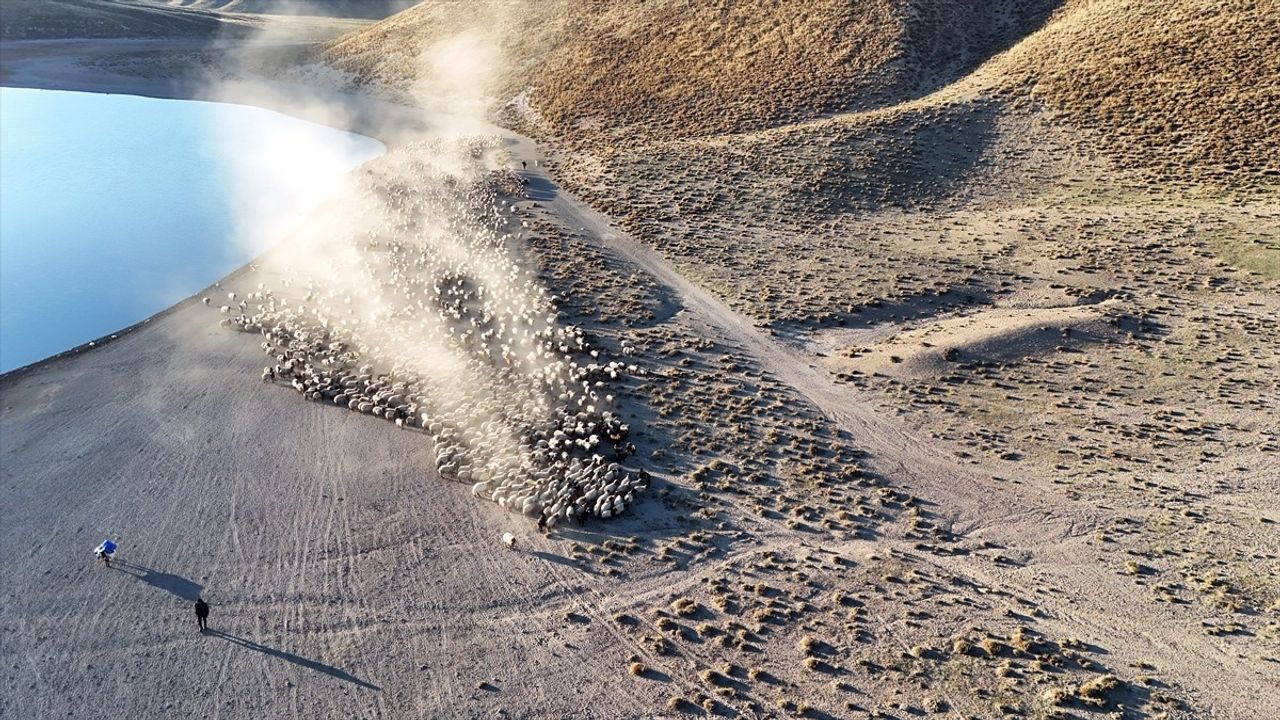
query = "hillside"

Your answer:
(991, 0), (1280, 188)
(324, 0), (1059, 136)
(0, 0), (247, 40)
(324, 0), (1278, 187)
